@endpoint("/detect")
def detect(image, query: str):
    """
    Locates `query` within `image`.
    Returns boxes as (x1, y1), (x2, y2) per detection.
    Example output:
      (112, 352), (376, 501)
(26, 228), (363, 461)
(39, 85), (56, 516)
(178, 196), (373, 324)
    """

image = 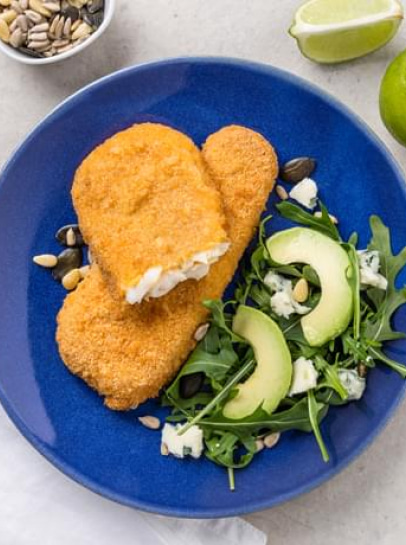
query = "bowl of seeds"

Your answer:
(0, 0), (115, 64)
